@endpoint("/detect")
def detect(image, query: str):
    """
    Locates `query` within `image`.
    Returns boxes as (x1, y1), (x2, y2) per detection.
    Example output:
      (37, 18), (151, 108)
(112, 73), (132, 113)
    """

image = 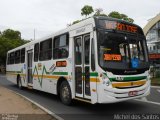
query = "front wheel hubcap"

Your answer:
(62, 85), (69, 100)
